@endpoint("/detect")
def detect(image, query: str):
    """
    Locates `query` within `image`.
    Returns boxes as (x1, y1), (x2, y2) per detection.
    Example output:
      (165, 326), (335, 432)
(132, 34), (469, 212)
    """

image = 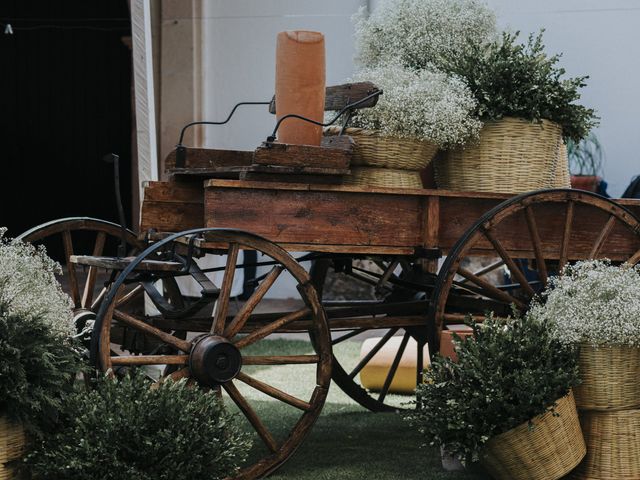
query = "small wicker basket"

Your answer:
(434, 117), (563, 193)
(574, 344), (640, 411)
(324, 127), (438, 170)
(0, 416), (25, 480)
(480, 391), (586, 480)
(343, 167), (423, 189)
(569, 409), (640, 480)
